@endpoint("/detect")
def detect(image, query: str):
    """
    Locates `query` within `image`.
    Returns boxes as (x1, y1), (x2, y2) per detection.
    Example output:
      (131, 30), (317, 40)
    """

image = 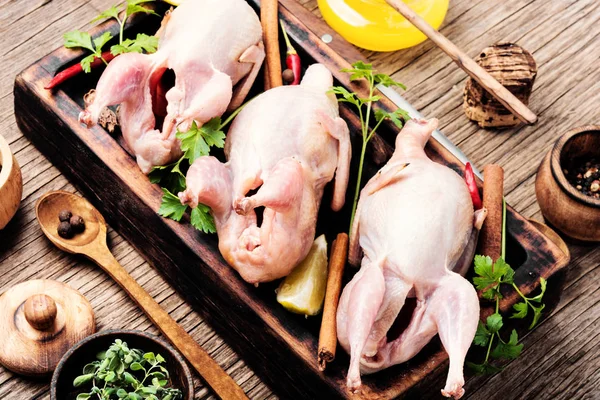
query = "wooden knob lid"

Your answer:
(0, 280), (96, 376)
